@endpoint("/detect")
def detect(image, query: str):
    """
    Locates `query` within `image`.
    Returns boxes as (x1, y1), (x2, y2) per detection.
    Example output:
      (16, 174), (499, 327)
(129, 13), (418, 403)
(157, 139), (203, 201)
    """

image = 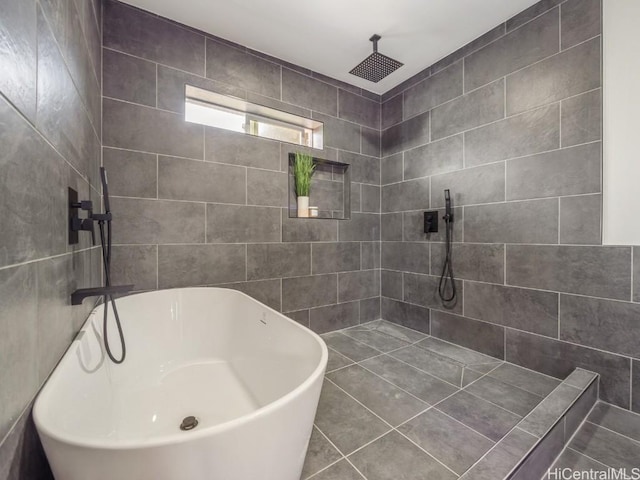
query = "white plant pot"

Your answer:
(297, 196), (310, 217)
